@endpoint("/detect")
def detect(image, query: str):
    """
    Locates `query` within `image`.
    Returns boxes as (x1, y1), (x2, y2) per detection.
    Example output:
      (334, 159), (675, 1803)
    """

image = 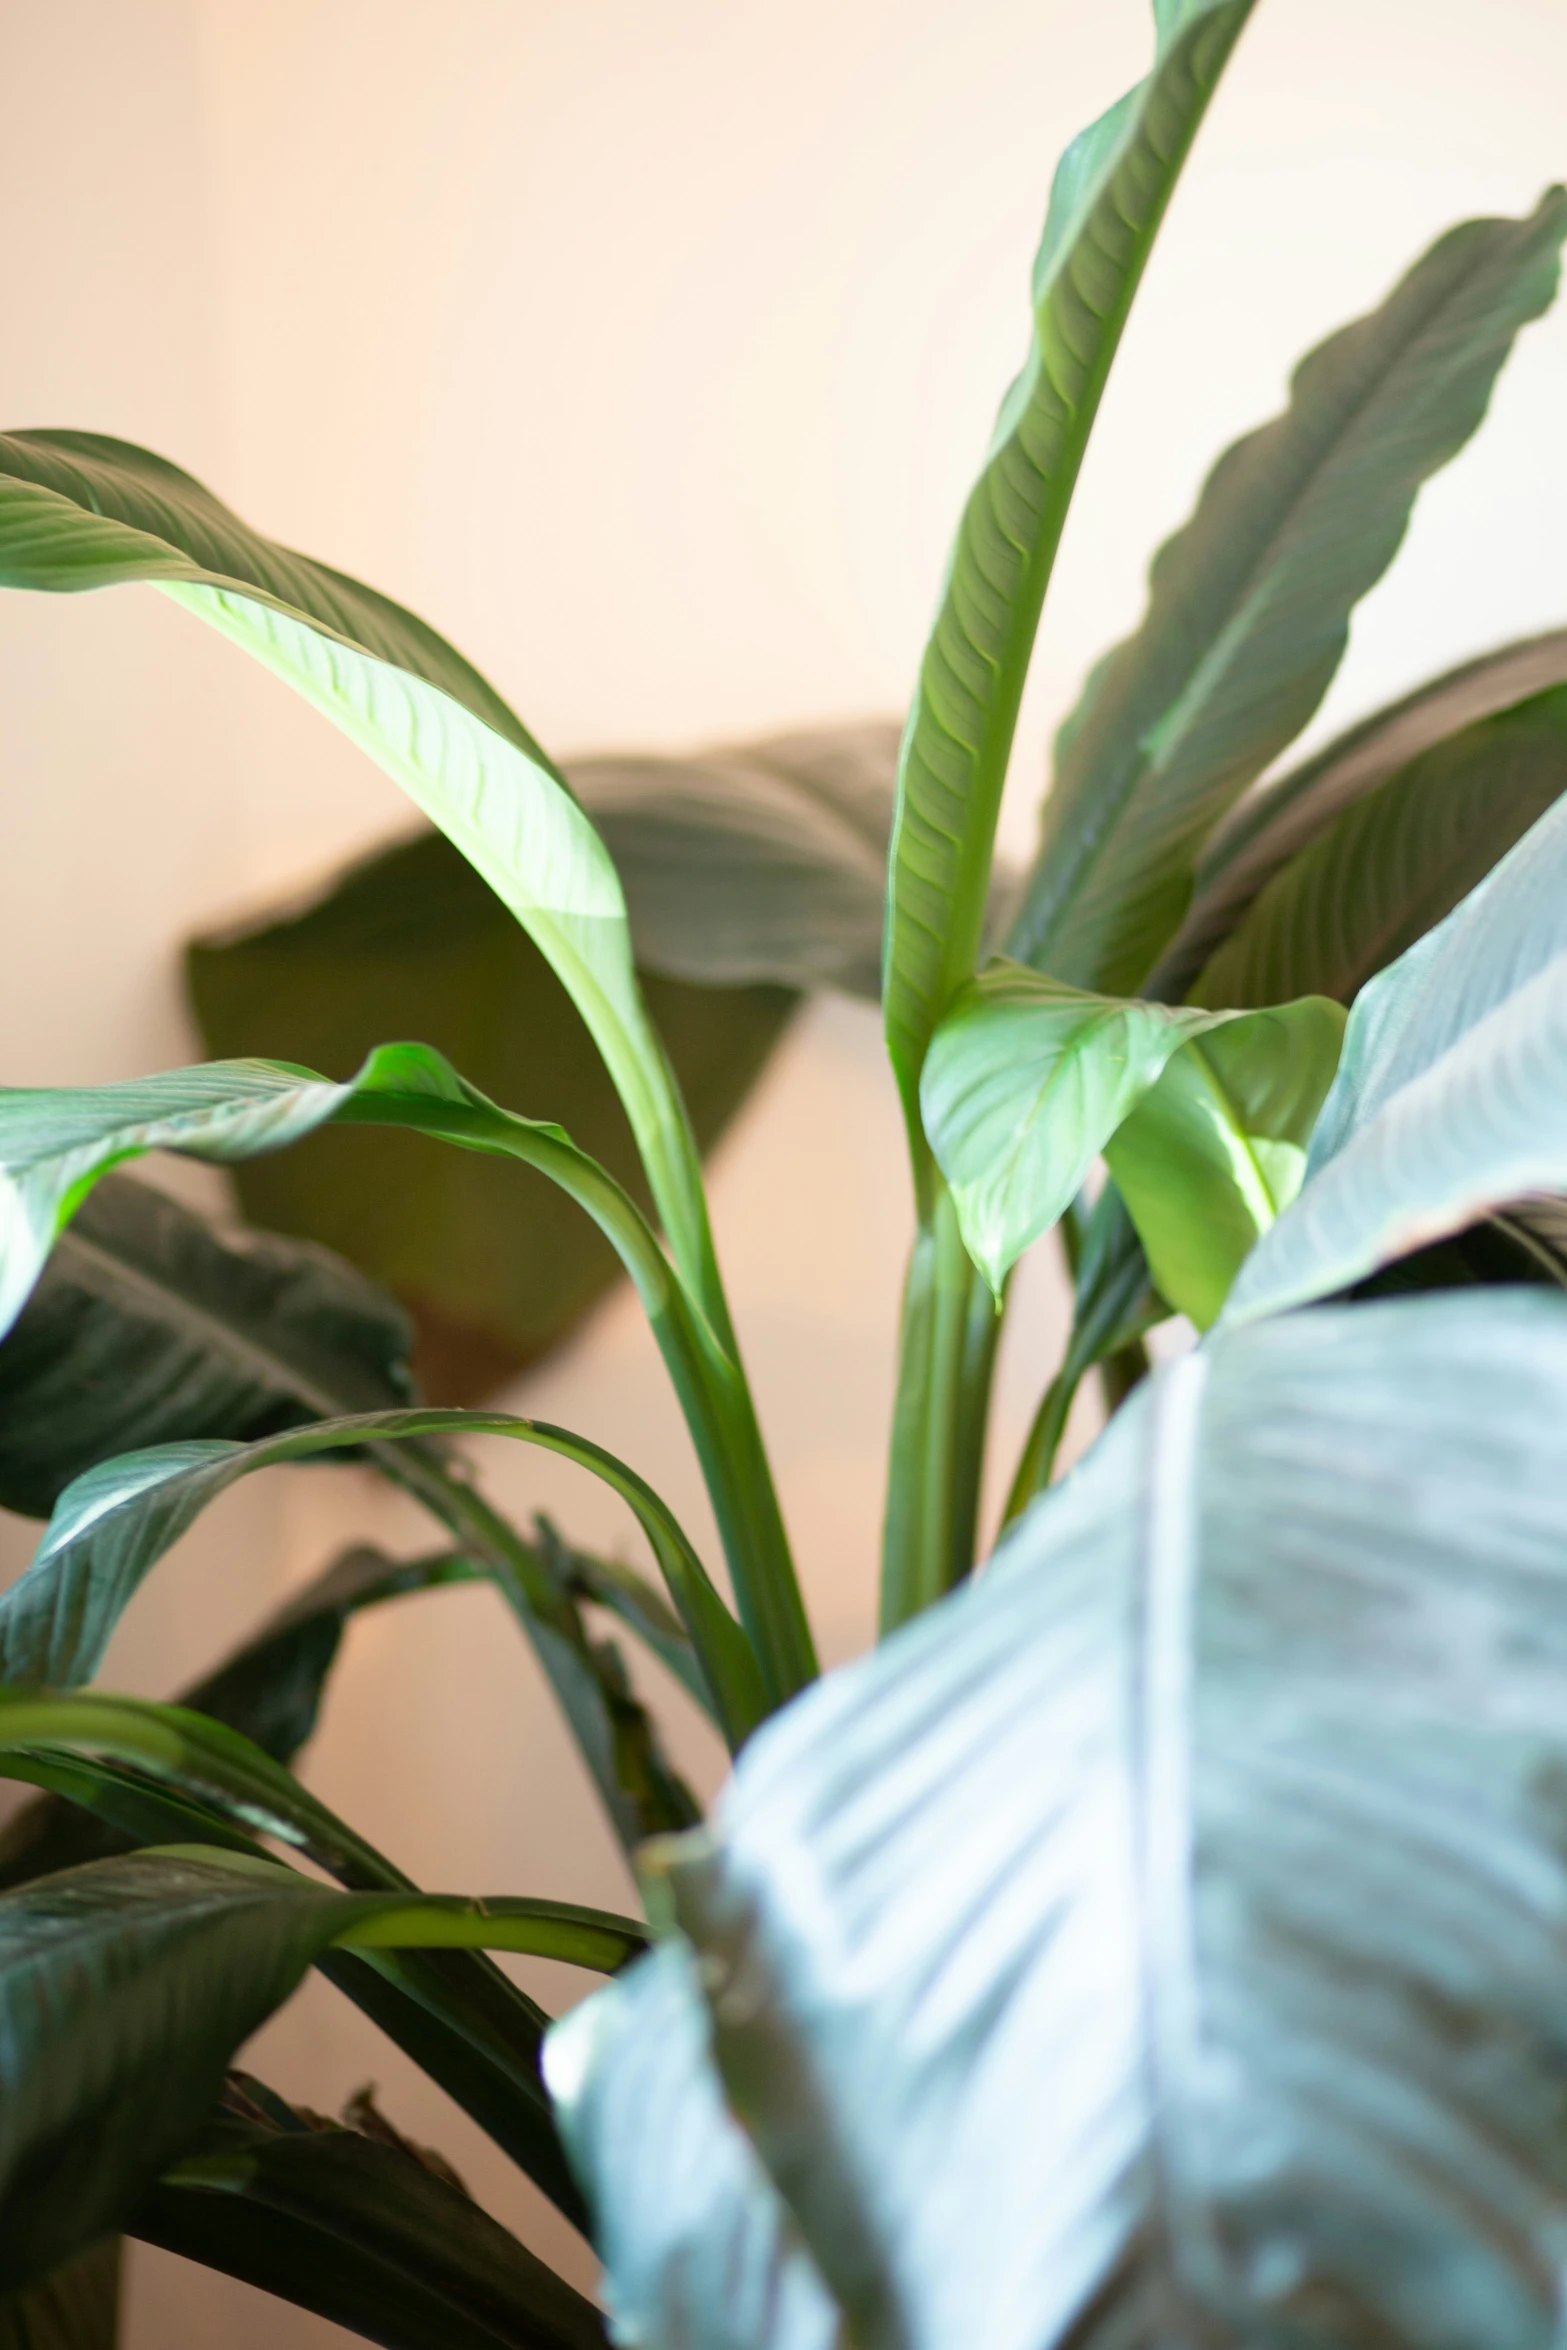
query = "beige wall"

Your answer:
(2, 1), (1565, 2340)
